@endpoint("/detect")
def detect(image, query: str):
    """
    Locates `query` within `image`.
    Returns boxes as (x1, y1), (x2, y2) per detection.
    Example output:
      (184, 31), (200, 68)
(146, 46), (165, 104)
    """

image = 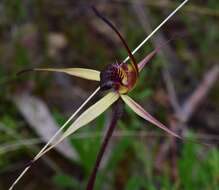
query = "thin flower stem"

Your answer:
(123, 0), (189, 63)
(86, 100), (124, 190)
